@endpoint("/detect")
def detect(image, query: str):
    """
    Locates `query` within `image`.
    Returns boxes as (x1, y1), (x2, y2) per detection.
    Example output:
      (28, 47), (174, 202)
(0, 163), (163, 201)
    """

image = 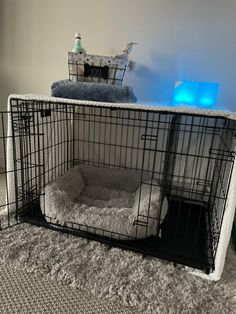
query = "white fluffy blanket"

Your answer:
(41, 166), (168, 240)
